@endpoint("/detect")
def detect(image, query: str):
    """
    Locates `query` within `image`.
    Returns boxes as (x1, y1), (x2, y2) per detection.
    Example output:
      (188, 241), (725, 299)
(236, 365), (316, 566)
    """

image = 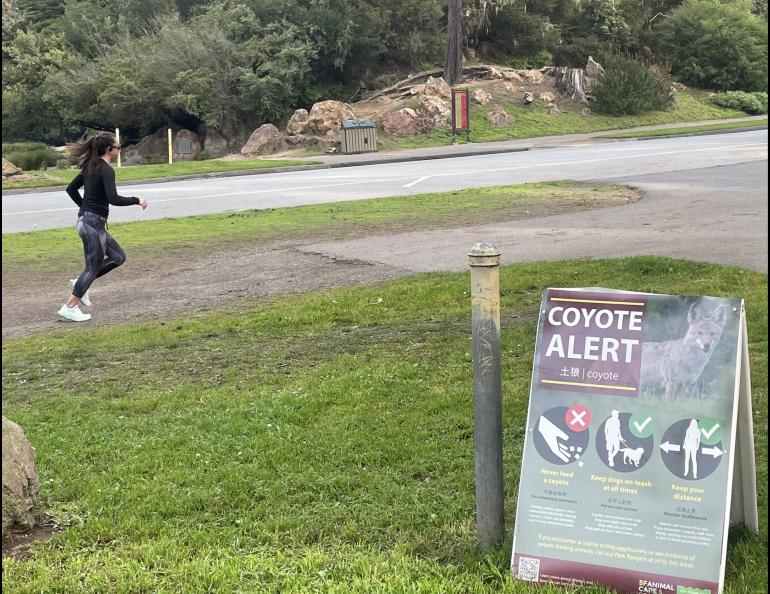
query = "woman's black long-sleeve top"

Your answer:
(66, 161), (139, 218)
